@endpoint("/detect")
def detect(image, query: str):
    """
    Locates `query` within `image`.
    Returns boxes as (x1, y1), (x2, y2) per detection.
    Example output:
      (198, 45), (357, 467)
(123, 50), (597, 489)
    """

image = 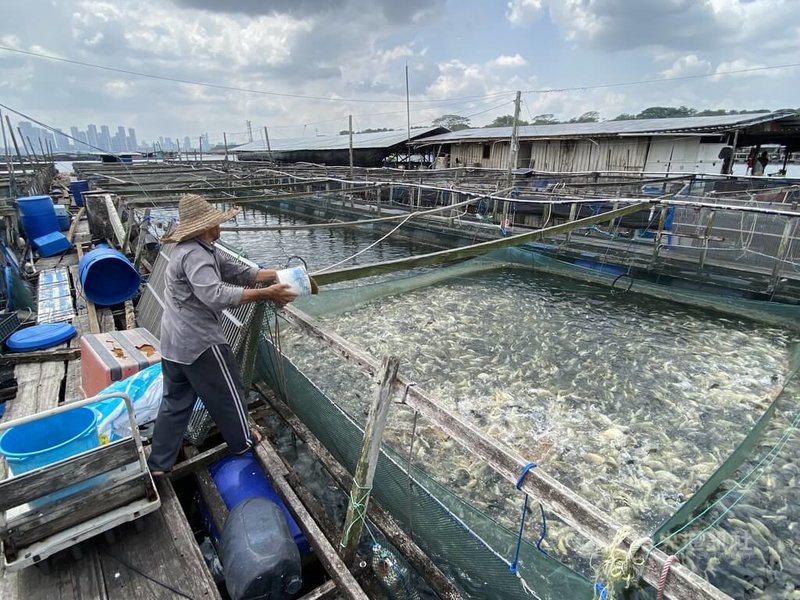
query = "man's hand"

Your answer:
(262, 283), (297, 306)
(255, 268), (277, 284)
